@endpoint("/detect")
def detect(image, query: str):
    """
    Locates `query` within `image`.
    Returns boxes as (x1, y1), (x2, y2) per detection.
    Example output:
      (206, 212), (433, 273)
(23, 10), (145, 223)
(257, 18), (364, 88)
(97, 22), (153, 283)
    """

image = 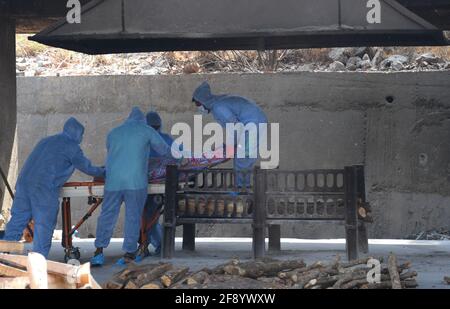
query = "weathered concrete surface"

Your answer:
(42, 238), (450, 289)
(0, 18), (17, 228)
(11, 71), (450, 238)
